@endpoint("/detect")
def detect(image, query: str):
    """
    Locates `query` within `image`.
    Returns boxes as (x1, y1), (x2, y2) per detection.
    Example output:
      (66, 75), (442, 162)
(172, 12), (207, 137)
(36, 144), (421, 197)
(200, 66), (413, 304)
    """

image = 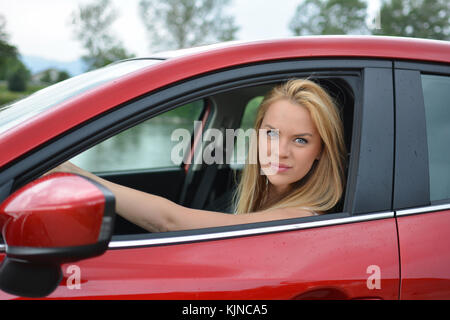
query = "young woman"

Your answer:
(48, 79), (347, 232)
